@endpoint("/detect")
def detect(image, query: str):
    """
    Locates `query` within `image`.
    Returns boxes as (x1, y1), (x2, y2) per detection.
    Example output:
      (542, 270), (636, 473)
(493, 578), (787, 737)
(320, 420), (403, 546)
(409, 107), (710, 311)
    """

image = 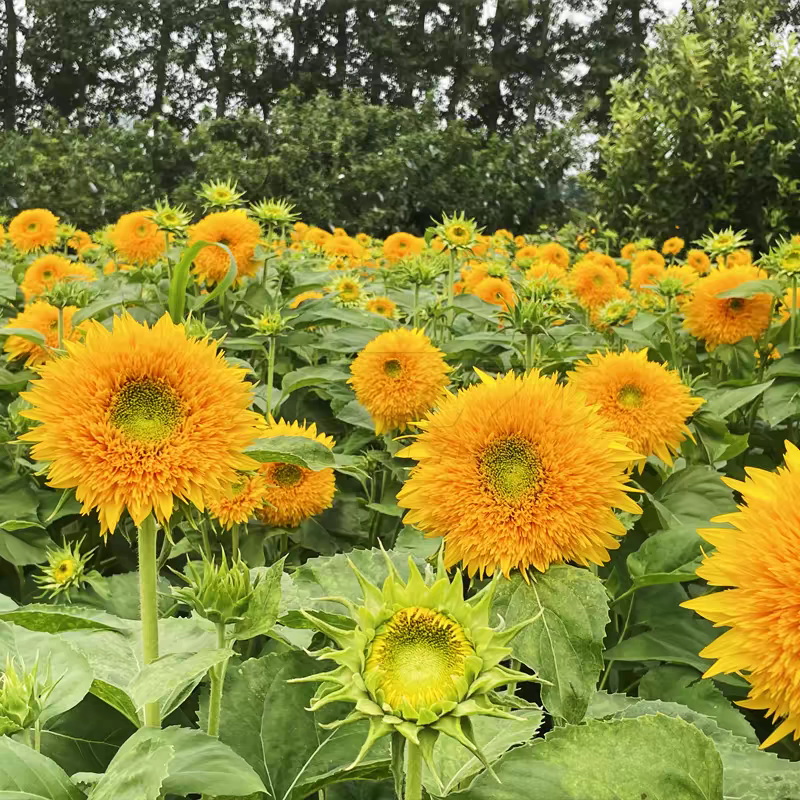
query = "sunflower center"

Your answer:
(617, 385), (644, 408)
(383, 358), (403, 377)
(109, 377), (184, 443)
(55, 559), (76, 584)
(42, 270), (52, 279)
(272, 463), (303, 487)
(365, 607), (474, 715)
(479, 435), (541, 501)
(729, 298), (744, 311)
